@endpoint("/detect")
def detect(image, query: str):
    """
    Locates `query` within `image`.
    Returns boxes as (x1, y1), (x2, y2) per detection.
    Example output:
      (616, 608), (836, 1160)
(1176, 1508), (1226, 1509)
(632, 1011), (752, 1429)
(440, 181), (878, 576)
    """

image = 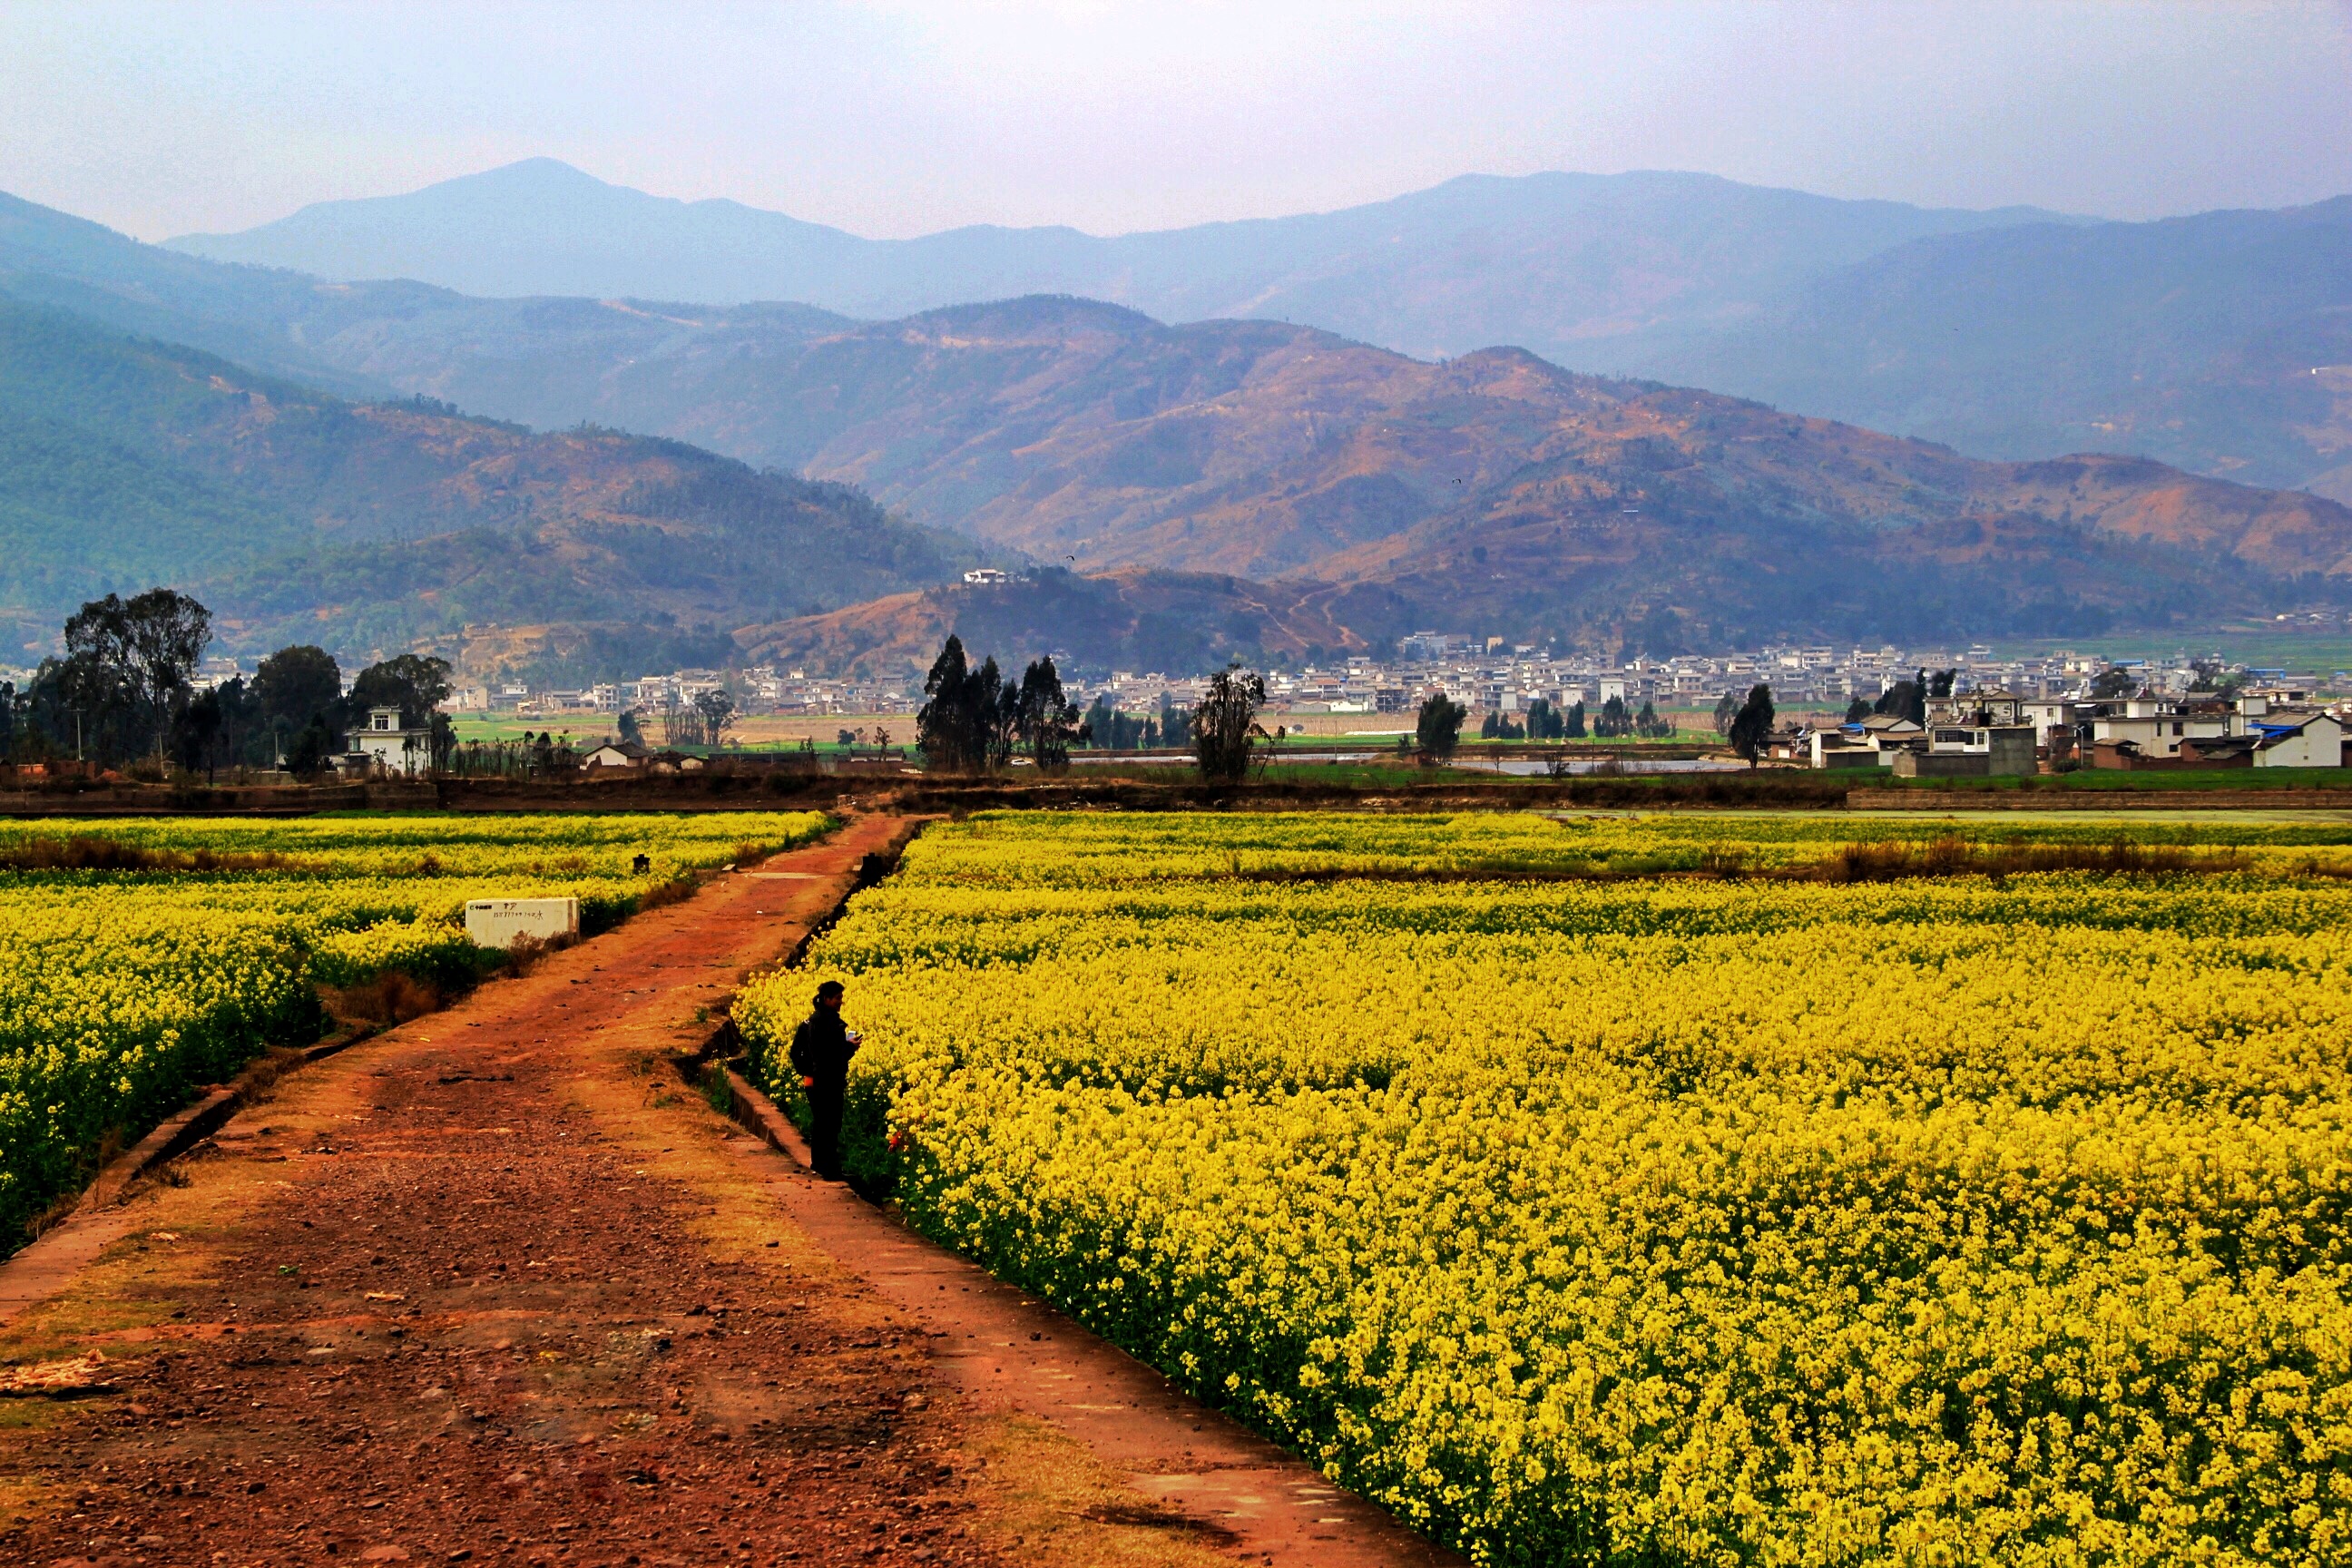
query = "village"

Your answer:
(377, 634), (2352, 775)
